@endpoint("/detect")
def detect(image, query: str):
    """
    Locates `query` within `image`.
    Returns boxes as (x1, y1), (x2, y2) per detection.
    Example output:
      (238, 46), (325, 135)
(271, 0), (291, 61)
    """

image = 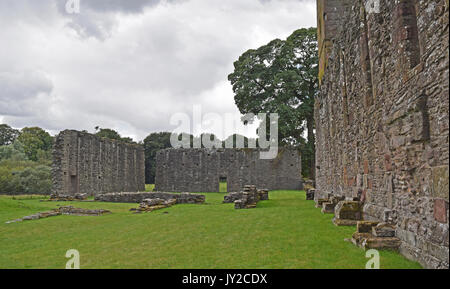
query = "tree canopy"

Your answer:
(228, 27), (318, 178)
